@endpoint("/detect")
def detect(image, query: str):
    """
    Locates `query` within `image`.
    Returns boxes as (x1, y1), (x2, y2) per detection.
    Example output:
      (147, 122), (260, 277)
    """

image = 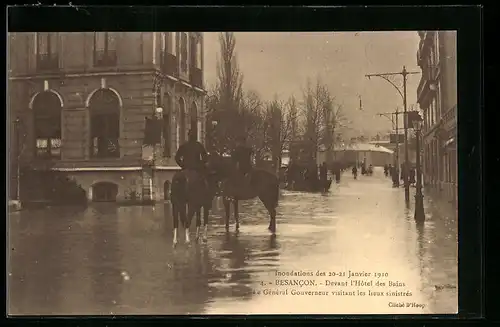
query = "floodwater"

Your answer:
(8, 167), (458, 315)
